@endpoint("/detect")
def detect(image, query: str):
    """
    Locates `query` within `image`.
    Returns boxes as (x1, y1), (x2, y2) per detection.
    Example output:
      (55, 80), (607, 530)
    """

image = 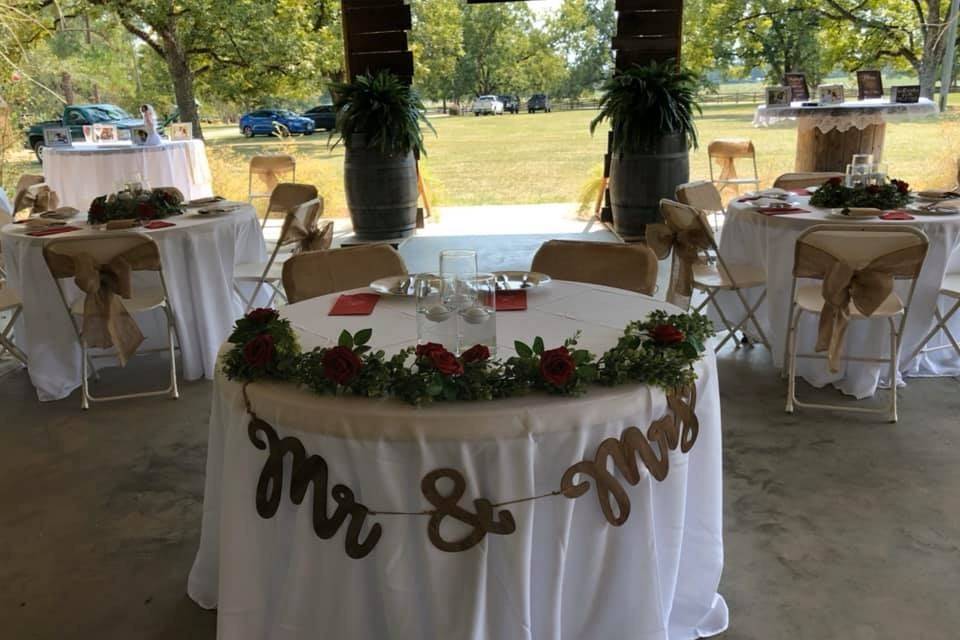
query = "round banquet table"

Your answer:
(753, 98), (938, 172)
(713, 196), (960, 398)
(187, 281), (728, 640)
(0, 203), (266, 401)
(42, 140), (214, 210)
